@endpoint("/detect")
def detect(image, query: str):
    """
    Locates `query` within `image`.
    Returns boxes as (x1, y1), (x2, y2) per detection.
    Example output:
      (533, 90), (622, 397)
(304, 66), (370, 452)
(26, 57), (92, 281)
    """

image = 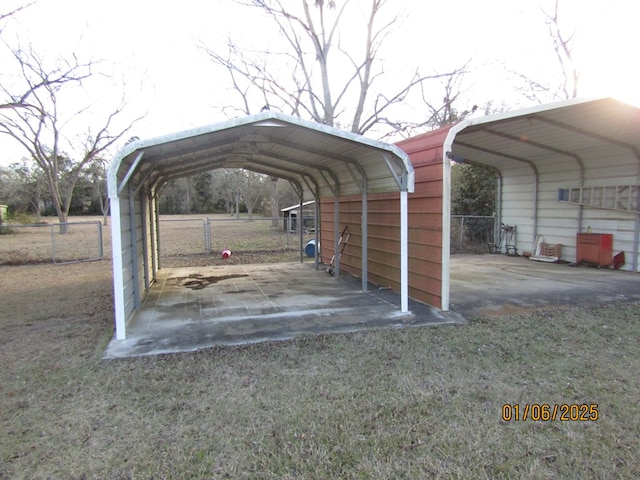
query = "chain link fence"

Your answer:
(158, 218), (211, 257)
(0, 221), (104, 265)
(450, 215), (496, 253)
(1, 214), (496, 264)
(158, 216), (316, 264)
(160, 215), (497, 257)
(0, 215), (308, 266)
